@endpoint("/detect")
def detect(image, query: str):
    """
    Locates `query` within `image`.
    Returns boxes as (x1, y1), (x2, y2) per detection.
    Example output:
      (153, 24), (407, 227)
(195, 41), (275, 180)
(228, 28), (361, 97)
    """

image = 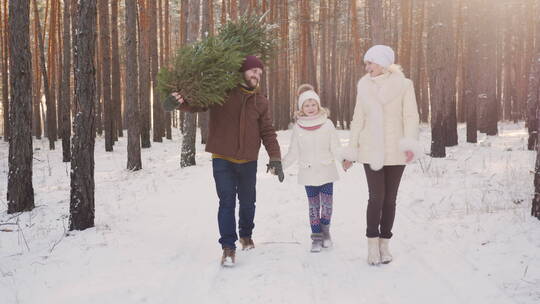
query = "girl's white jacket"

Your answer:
(282, 118), (342, 186)
(342, 65), (421, 171)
